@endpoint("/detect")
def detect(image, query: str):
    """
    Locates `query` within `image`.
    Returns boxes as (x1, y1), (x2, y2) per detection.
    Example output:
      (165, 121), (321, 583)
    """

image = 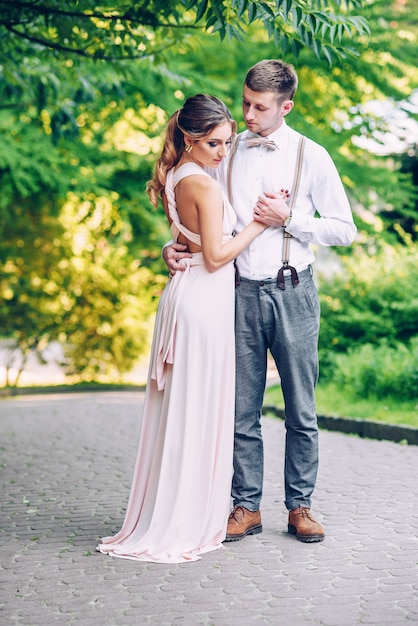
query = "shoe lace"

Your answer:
(230, 506), (245, 521)
(295, 507), (313, 520)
